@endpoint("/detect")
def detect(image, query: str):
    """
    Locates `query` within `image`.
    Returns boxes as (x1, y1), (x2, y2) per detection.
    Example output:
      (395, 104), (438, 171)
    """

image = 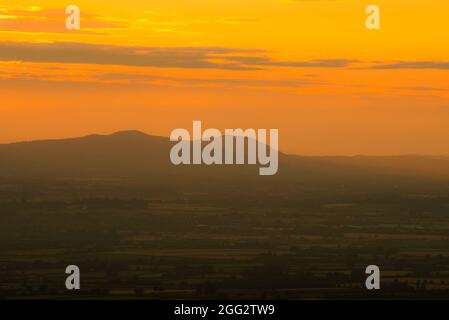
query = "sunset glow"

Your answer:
(1, 0), (448, 155)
